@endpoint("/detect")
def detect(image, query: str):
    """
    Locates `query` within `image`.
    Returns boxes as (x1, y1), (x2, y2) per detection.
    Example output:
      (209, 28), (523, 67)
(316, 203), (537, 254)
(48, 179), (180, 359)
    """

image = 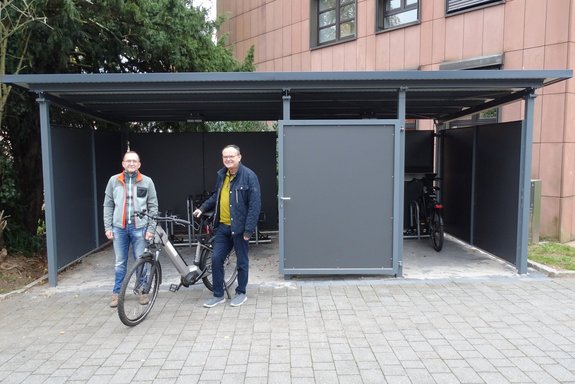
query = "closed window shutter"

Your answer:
(446, 0), (500, 14)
